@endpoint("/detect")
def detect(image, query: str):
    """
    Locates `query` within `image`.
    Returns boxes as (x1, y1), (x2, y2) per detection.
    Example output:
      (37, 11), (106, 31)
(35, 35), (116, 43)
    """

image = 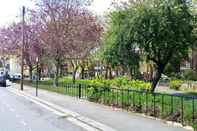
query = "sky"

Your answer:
(0, 0), (113, 27)
(0, 0), (36, 27)
(88, 0), (113, 15)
